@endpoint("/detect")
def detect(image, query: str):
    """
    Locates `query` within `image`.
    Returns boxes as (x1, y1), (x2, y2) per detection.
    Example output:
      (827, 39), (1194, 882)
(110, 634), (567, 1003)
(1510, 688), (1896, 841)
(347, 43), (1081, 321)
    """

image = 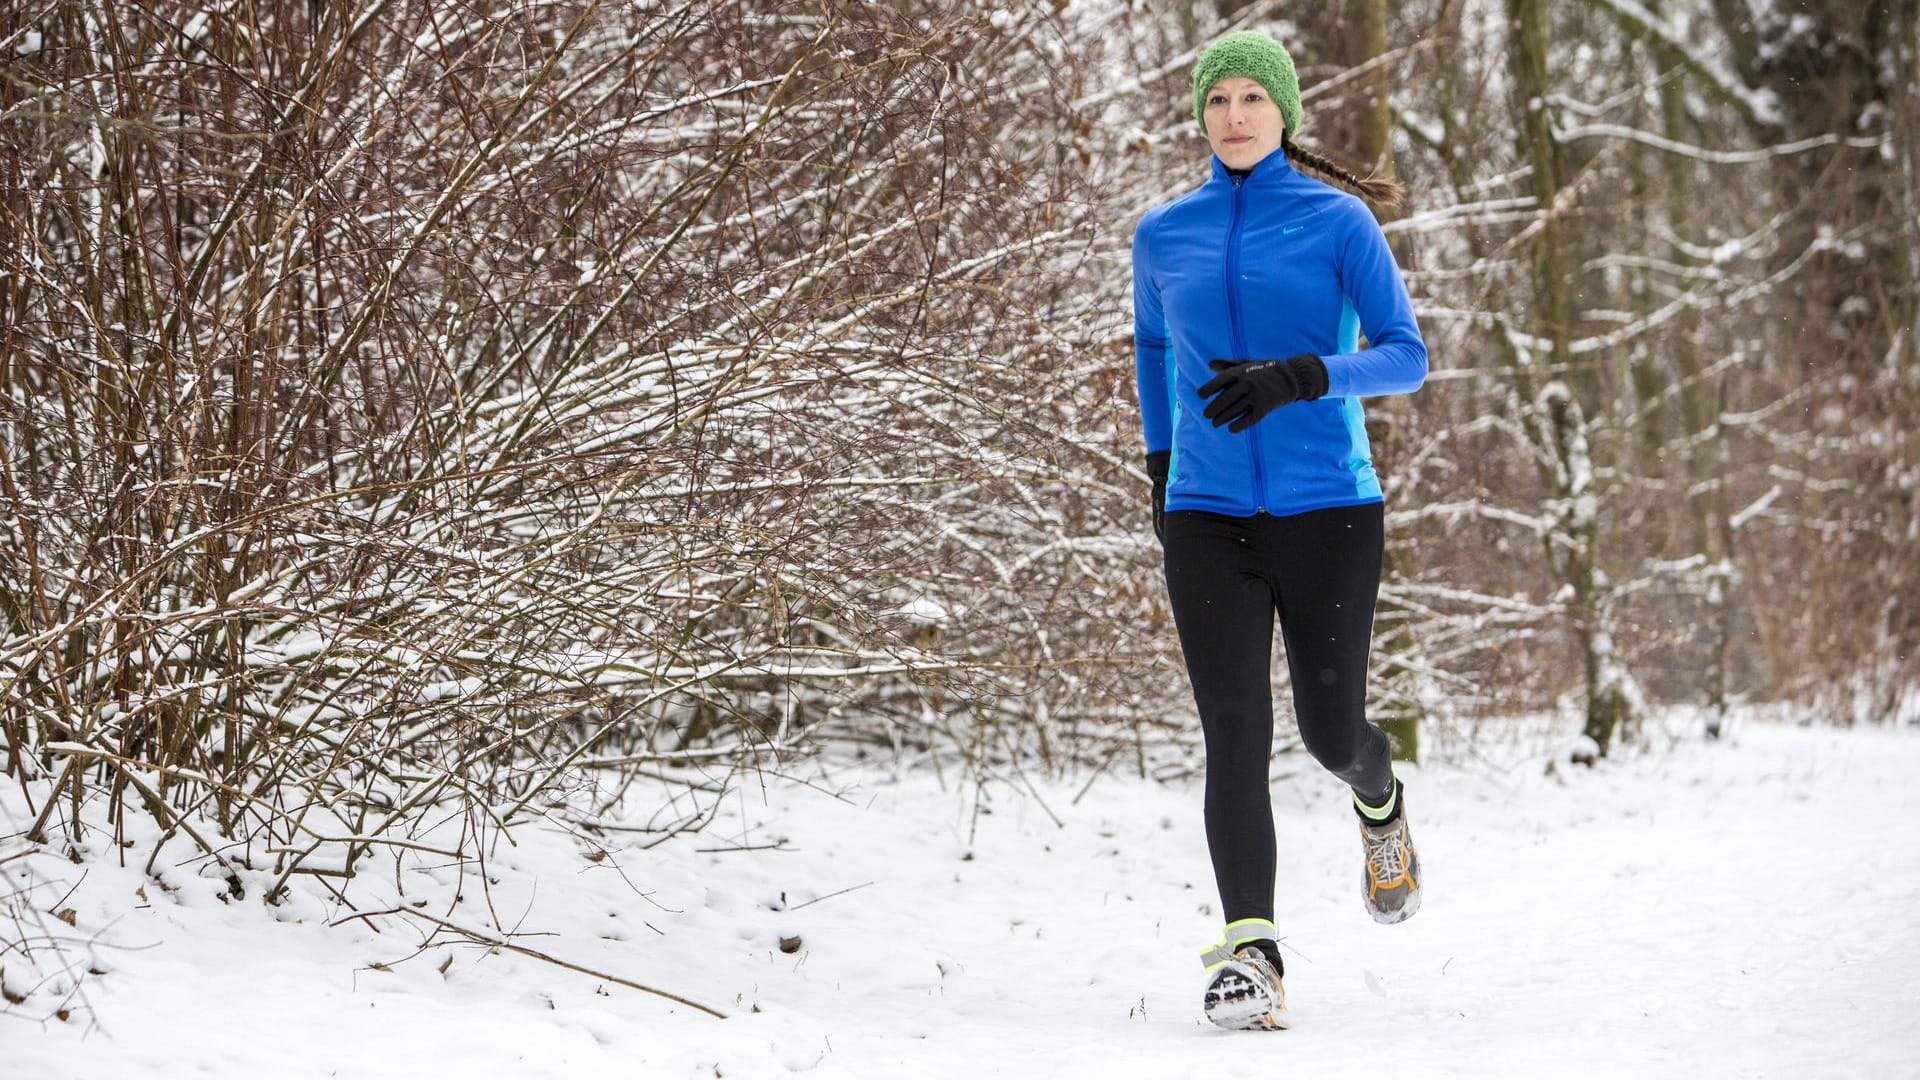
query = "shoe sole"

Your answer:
(1202, 960), (1290, 1031)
